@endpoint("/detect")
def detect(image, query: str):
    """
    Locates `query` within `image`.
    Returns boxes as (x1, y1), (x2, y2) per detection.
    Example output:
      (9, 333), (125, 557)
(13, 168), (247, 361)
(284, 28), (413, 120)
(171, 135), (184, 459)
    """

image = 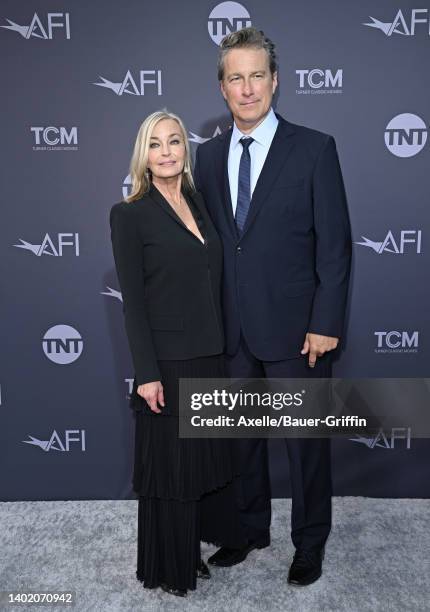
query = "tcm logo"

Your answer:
(363, 9), (430, 37)
(13, 233), (80, 257)
(350, 428), (411, 449)
(374, 331), (419, 354)
(93, 70), (162, 96)
(385, 114), (427, 158)
(208, 2), (251, 45)
(23, 429), (86, 452)
(189, 126), (223, 145)
(1, 13), (70, 39)
(101, 287), (122, 302)
(31, 126), (78, 151)
(355, 230), (422, 254)
(295, 69), (343, 95)
(42, 325), (83, 365)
